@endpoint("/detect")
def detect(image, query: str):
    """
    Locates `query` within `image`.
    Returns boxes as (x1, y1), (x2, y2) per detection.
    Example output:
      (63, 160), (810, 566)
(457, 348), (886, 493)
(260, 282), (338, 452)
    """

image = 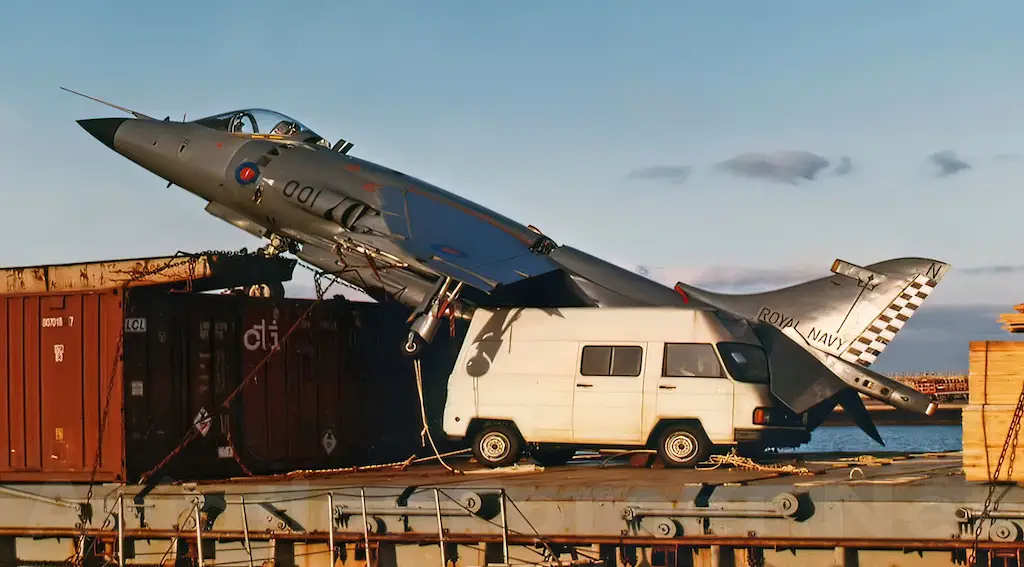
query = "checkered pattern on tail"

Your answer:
(840, 274), (938, 367)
